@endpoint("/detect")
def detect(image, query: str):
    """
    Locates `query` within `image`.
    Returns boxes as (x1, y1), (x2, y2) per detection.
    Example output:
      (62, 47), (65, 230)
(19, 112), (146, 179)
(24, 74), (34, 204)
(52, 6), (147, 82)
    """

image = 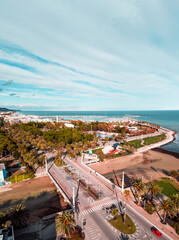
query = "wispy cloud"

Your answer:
(0, 0), (179, 110)
(2, 80), (13, 86)
(9, 93), (17, 96)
